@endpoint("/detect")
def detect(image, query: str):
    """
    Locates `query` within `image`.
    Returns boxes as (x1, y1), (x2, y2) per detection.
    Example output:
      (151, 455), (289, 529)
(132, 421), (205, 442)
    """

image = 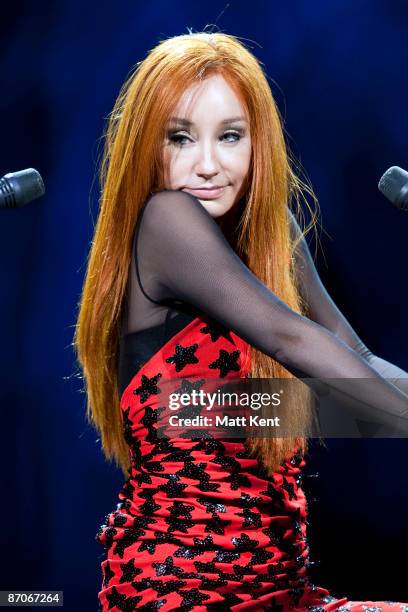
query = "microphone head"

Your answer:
(378, 166), (408, 210)
(3, 168), (45, 207)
